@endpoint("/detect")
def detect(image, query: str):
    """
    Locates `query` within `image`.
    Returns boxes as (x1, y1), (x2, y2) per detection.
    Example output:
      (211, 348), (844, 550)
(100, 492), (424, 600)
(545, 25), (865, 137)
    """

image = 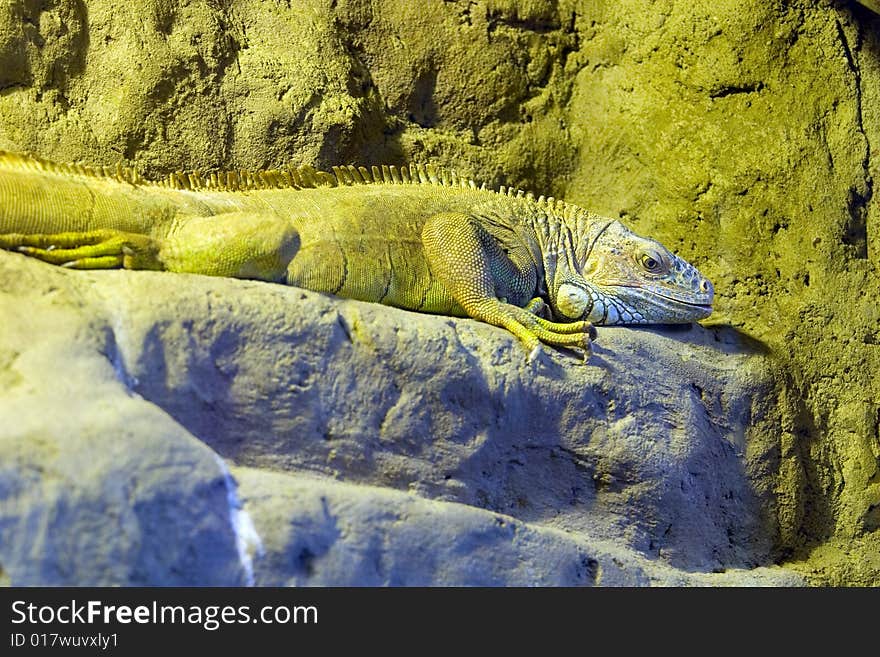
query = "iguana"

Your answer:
(0, 150), (713, 359)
